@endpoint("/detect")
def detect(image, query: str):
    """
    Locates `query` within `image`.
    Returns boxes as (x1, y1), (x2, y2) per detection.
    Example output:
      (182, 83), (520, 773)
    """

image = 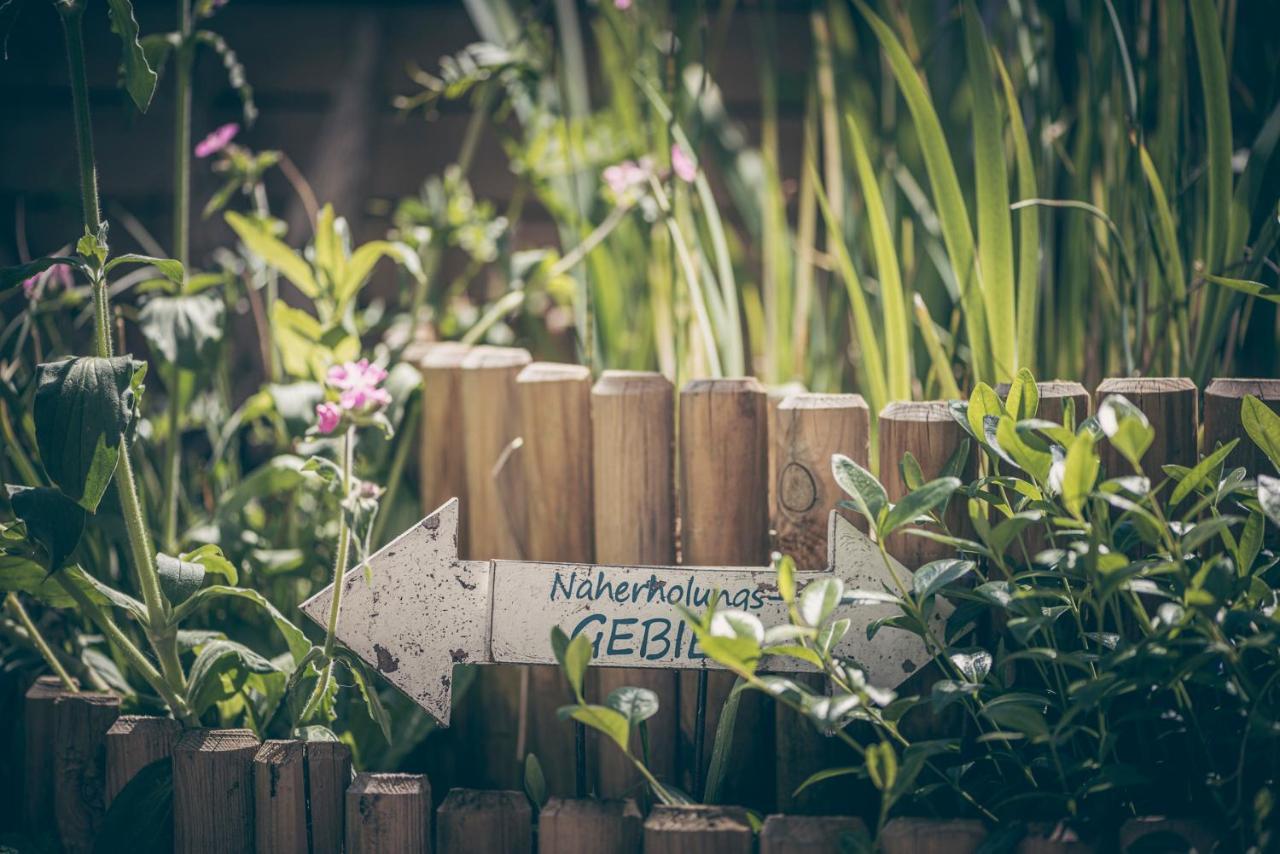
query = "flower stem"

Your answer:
(5, 593), (78, 691)
(163, 364), (182, 553)
(300, 427), (355, 723)
(59, 3), (101, 235)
